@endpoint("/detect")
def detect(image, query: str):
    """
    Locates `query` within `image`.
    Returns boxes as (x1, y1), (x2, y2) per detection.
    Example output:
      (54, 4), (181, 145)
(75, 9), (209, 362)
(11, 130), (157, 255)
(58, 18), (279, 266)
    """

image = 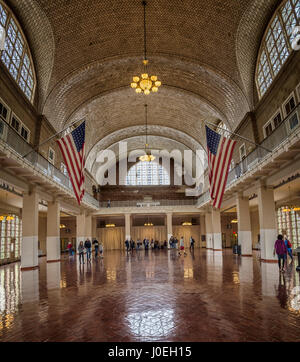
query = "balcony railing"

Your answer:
(100, 199), (198, 208)
(0, 118), (99, 208)
(197, 104), (300, 207)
